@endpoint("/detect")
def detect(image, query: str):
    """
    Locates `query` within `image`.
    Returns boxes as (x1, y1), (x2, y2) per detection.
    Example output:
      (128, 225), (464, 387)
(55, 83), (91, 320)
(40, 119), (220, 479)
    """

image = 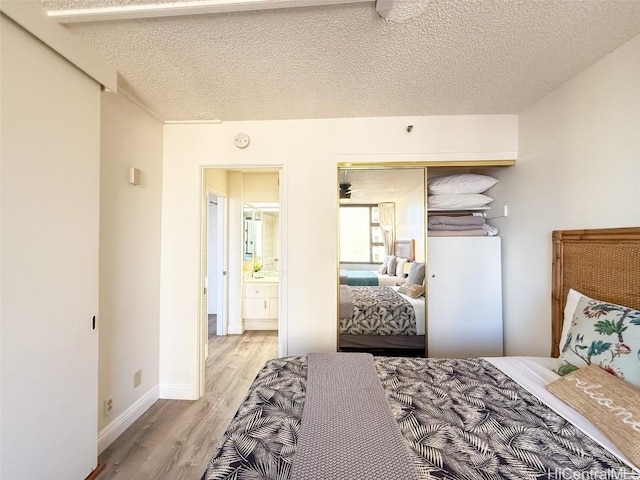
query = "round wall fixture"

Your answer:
(234, 132), (250, 149)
